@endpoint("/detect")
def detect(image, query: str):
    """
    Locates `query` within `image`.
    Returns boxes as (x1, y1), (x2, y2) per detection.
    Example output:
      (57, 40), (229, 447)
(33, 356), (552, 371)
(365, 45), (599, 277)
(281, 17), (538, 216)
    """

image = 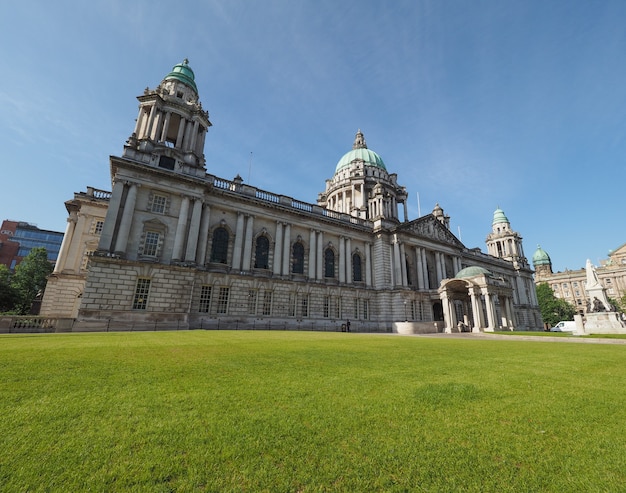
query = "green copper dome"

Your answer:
(455, 266), (492, 279)
(335, 130), (387, 173)
(164, 59), (197, 93)
(492, 207), (509, 225)
(532, 245), (552, 266)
